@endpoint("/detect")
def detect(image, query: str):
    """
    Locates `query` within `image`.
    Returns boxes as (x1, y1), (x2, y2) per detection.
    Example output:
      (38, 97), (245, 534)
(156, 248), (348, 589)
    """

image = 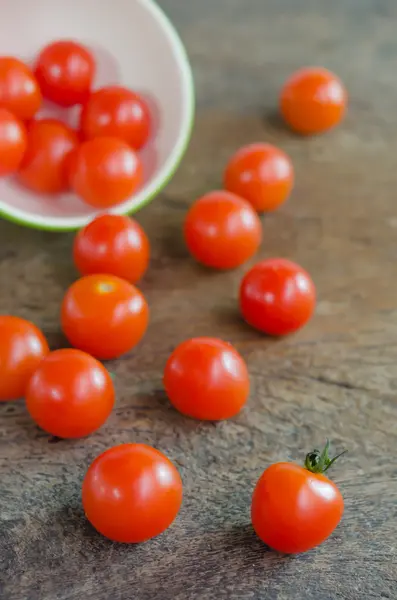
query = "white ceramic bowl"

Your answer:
(0, 0), (194, 230)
